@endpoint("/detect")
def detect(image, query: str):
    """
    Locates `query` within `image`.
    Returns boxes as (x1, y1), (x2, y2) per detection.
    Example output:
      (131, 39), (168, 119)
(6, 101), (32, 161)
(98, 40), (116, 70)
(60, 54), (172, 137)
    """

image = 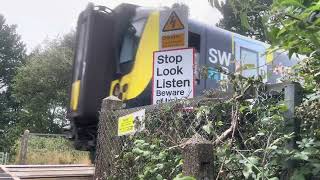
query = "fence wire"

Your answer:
(94, 83), (291, 179)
